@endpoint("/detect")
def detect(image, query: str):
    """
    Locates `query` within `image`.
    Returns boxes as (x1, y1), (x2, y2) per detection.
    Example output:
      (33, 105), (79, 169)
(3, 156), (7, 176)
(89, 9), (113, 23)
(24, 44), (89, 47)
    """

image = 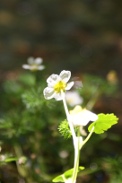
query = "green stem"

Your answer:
(61, 91), (79, 183)
(61, 91), (94, 183)
(72, 133), (81, 183)
(61, 91), (76, 147)
(80, 126), (94, 150)
(72, 127), (94, 183)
